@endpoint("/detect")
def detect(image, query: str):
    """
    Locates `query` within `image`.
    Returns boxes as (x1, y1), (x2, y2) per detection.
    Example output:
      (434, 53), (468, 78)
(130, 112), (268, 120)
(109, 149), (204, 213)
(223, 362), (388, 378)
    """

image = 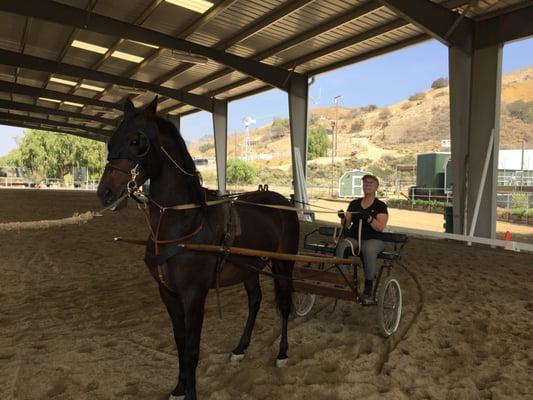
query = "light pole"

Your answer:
(330, 95), (342, 197)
